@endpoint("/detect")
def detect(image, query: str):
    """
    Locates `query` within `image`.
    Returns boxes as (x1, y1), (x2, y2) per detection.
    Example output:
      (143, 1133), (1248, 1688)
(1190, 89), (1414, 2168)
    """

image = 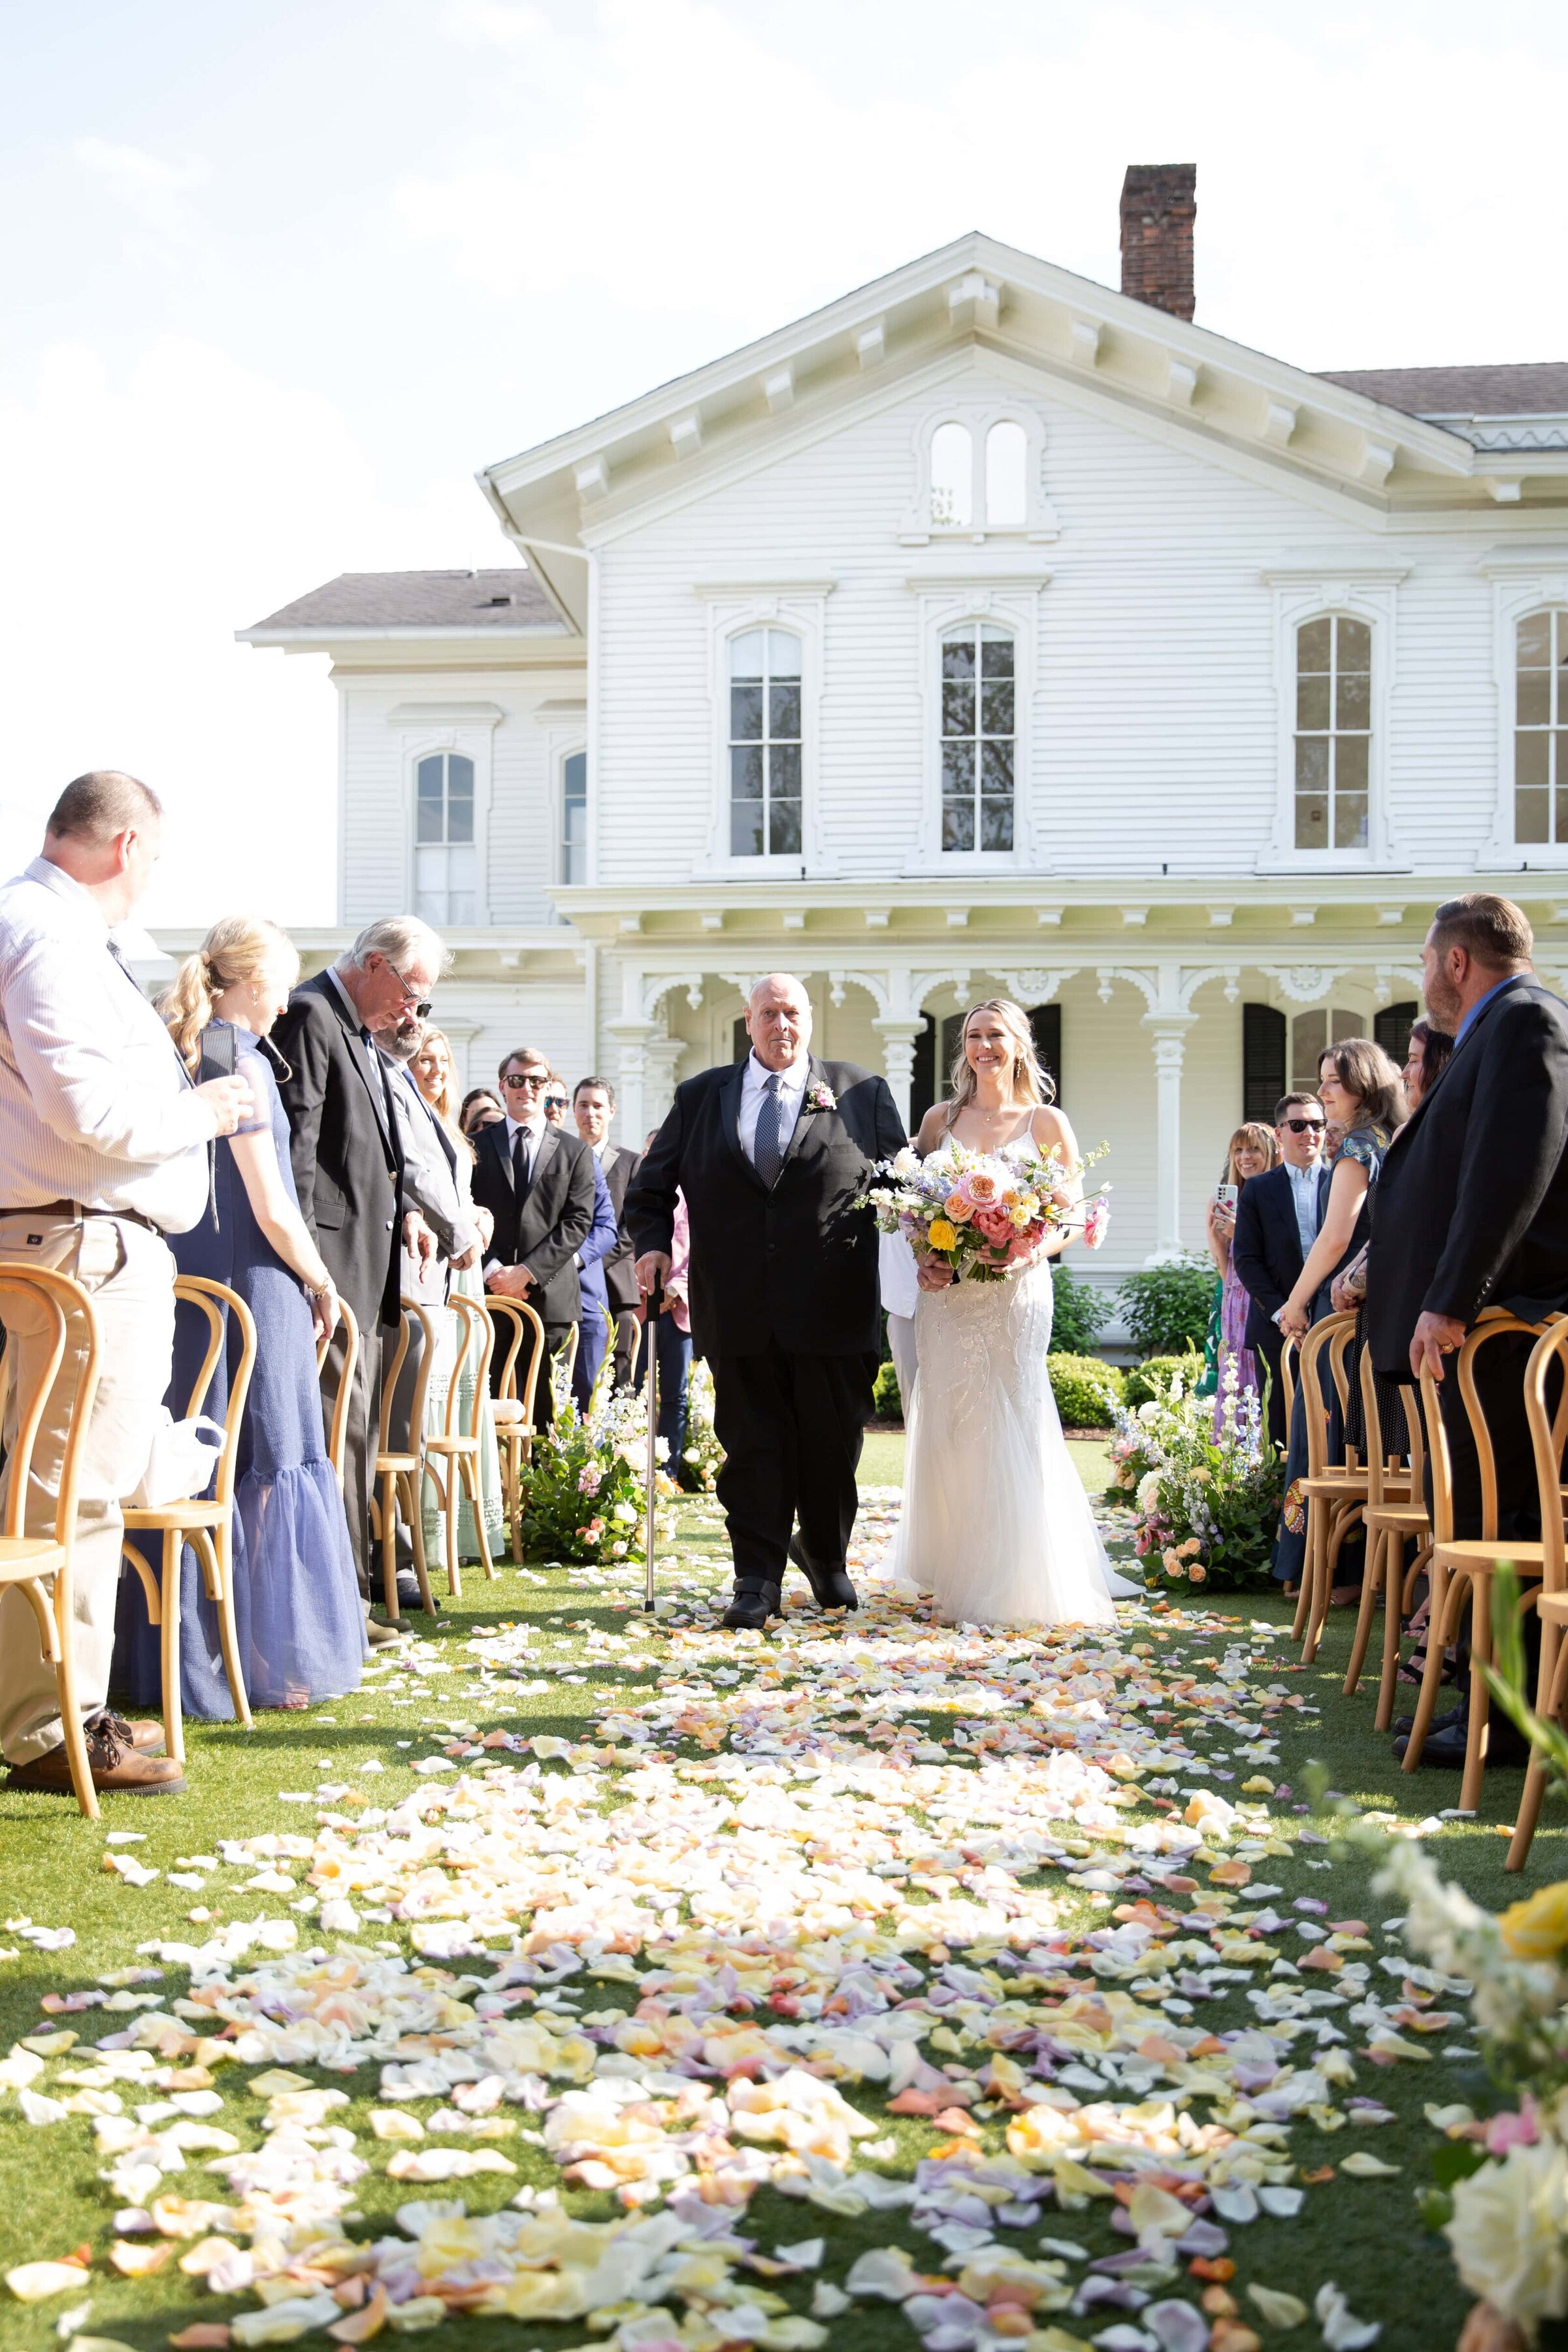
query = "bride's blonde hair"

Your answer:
(159, 916), (298, 1076)
(941, 997), (1053, 1130)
